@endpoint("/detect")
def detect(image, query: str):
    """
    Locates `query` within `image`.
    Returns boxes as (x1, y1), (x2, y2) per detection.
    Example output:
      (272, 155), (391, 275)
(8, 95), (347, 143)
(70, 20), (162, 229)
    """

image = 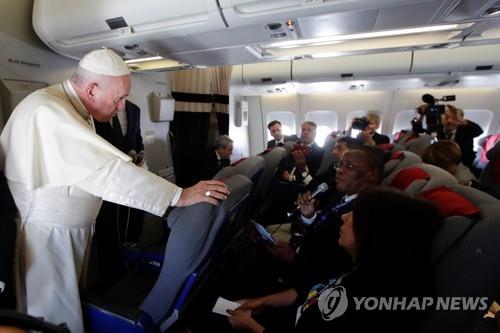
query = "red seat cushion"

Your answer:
(390, 167), (430, 190)
(390, 151), (404, 160)
(419, 186), (480, 218)
(377, 143), (394, 152)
